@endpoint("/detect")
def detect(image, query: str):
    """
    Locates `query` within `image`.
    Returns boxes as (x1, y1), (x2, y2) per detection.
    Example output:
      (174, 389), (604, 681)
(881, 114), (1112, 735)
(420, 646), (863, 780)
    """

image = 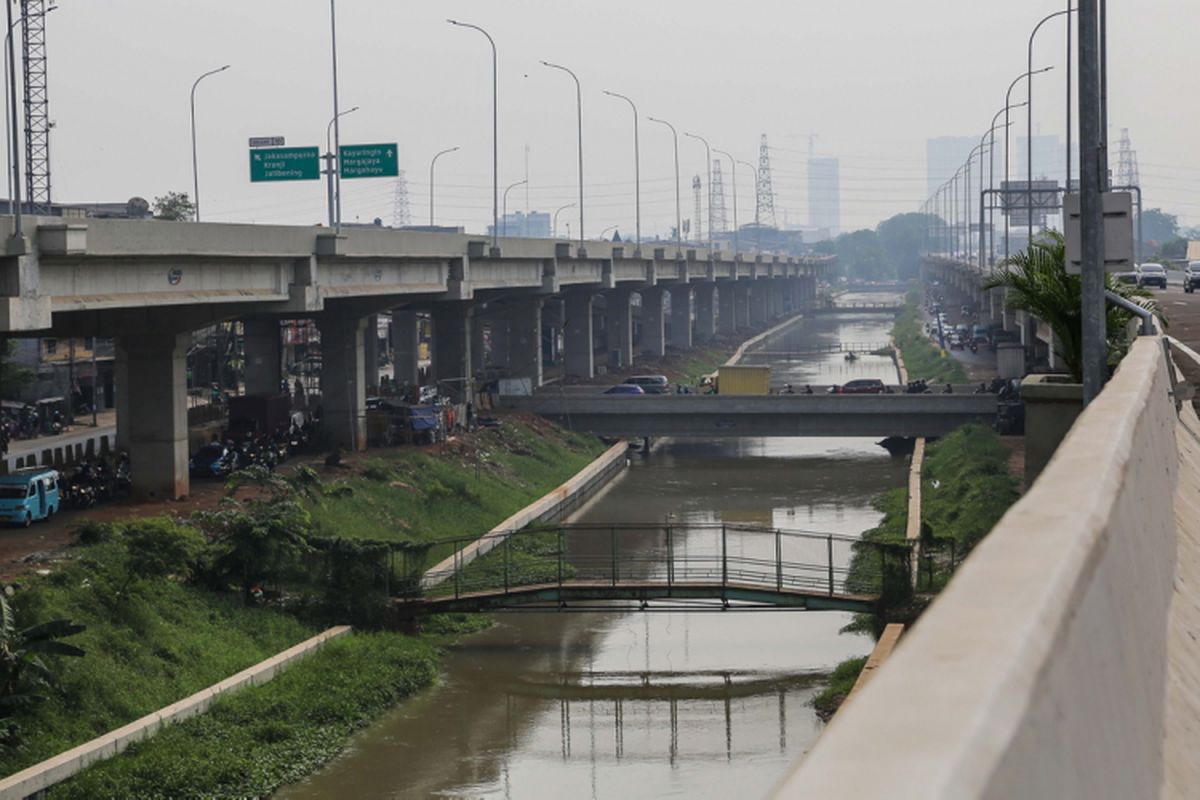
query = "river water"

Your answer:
(278, 301), (905, 800)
